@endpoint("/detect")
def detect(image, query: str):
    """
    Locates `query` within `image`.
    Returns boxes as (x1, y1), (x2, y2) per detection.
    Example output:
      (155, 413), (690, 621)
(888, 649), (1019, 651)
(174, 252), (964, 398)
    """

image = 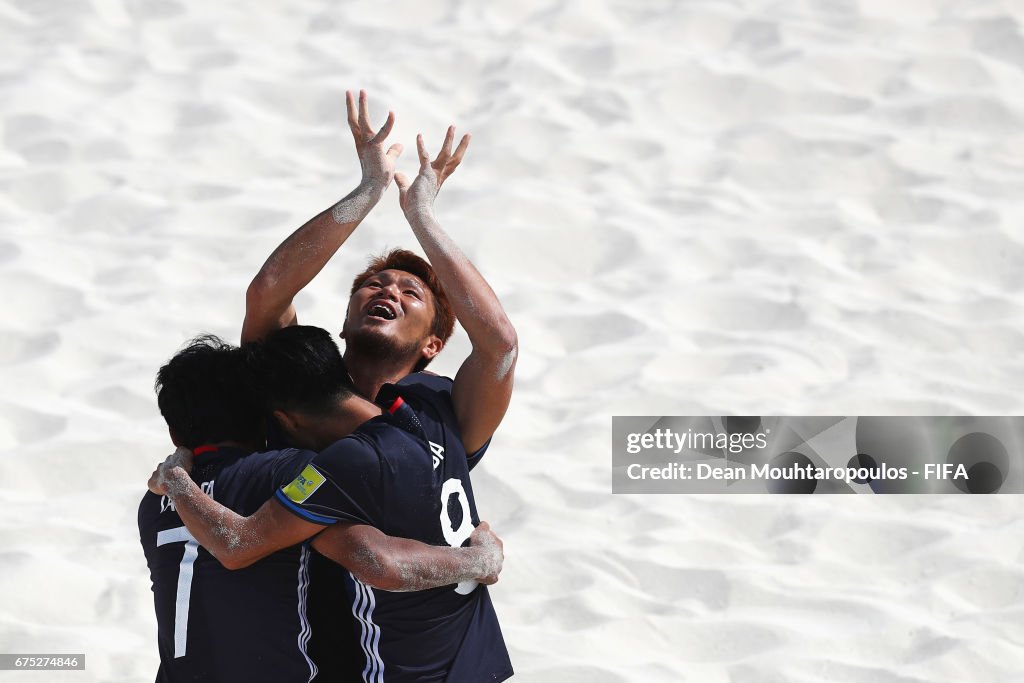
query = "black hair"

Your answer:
(155, 334), (264, 449)
(249, 325), (356, 416)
